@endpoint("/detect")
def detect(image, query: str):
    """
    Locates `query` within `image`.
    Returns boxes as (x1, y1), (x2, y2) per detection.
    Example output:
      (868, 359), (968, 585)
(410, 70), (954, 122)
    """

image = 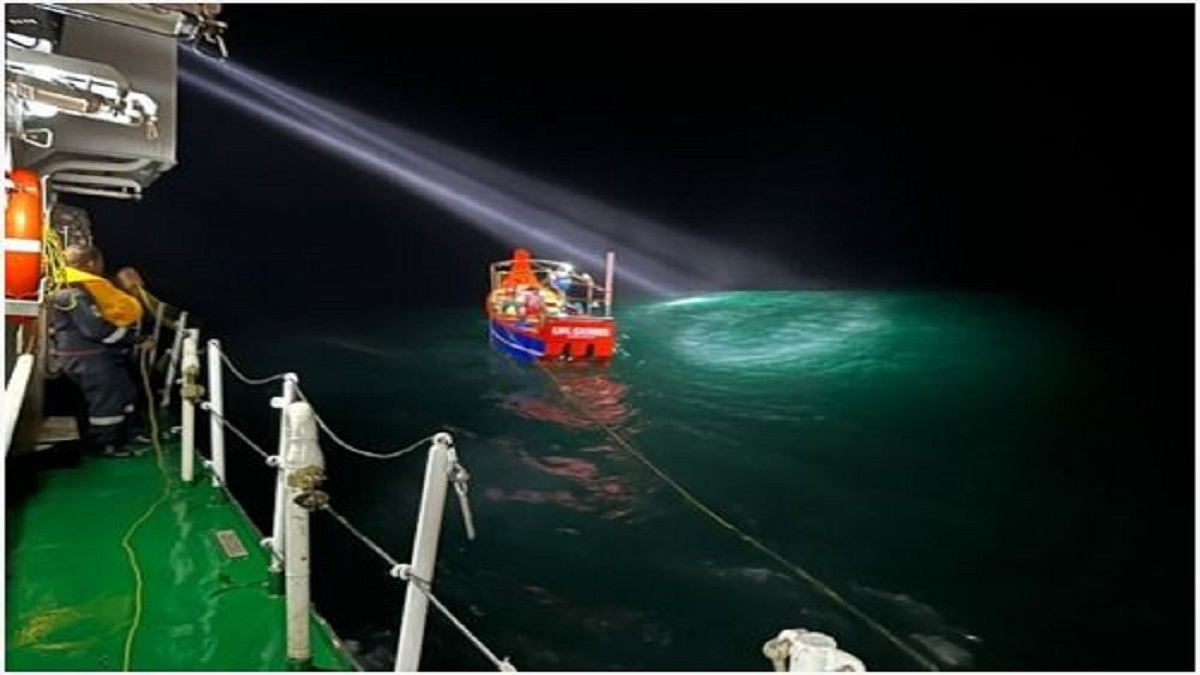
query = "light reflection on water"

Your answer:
(648, 292), (888, 374)
(497, 367), (634, 430)
(234, 291), (1121, 671)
